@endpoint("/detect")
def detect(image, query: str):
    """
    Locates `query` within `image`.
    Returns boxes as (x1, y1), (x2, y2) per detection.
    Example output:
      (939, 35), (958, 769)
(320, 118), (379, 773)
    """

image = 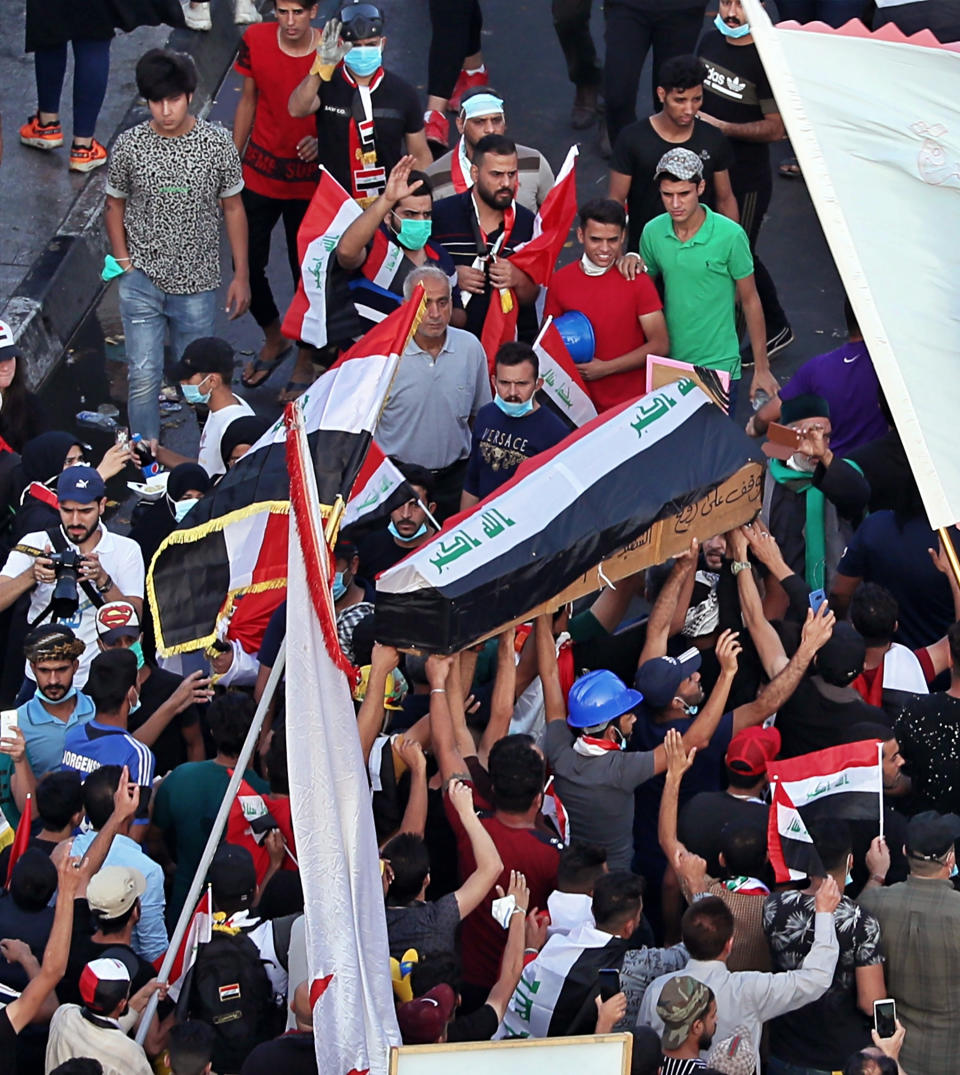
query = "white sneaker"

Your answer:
(234, 0), (262, 24)
(181, 0), (212, 29)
